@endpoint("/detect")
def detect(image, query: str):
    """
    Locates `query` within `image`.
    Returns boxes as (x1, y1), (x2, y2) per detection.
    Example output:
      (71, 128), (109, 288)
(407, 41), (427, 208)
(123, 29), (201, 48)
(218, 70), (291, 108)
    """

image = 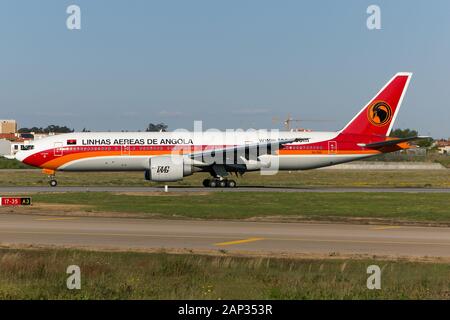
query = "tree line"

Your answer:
(18, 123), (168, 133)
(390, 128), (433, 148)
(18, 125), (74, 134)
